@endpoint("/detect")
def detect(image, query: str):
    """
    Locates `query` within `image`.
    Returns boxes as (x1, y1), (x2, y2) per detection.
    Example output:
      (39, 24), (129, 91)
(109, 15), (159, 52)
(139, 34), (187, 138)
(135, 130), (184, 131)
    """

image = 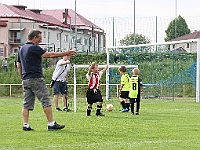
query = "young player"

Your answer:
(118, 65), (130, 112)
(86, 62), (108, 116)
(129, 68), (144, 115)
